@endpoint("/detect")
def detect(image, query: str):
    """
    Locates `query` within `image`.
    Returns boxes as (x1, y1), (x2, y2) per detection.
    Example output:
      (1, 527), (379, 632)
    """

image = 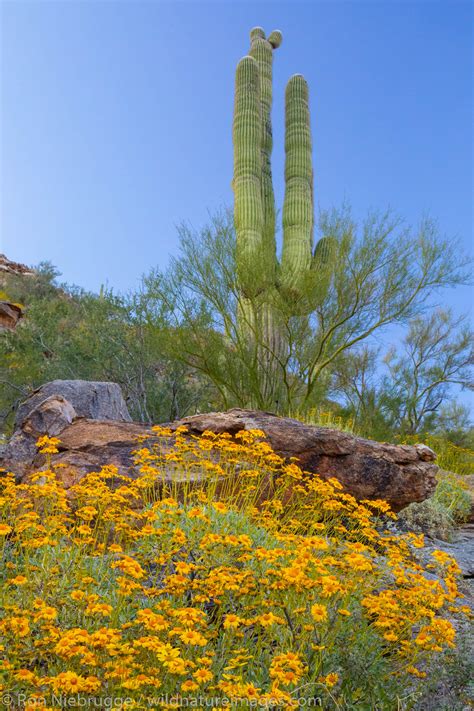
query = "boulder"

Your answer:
(1, 390), (439, 509)
(1, 395), (78, 480)
(1, 380), (132, 481)
(15, 380), (132, 430)
(30, 419), (151, 488)
(3, 420), (202, 490)
(0, 428), (39, 480)
(169, 409), (438, 511)
(0, 301), (23, 331)
(21, 395), (77, 437)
